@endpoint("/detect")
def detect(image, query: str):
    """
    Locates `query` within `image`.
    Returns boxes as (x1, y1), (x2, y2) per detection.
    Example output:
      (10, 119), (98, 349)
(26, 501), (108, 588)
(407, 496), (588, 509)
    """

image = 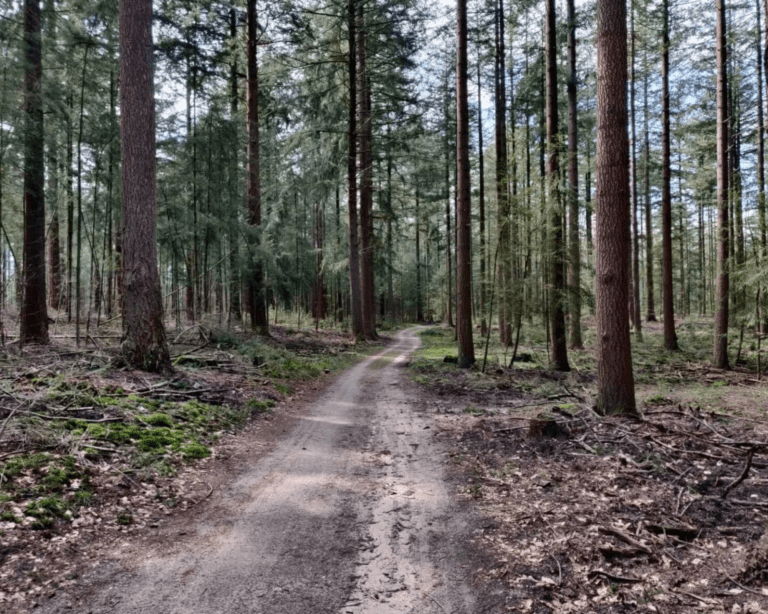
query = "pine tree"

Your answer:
(119, 0), (171, 372)
(595, 0), (637, 414)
